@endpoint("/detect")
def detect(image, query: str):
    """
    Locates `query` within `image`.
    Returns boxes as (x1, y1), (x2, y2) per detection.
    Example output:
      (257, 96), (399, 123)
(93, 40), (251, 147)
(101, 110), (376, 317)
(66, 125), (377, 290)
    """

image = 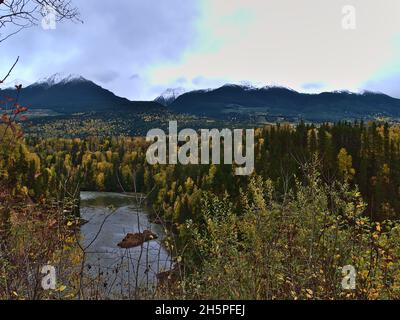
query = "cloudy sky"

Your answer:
(1, 0), (400, 100)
